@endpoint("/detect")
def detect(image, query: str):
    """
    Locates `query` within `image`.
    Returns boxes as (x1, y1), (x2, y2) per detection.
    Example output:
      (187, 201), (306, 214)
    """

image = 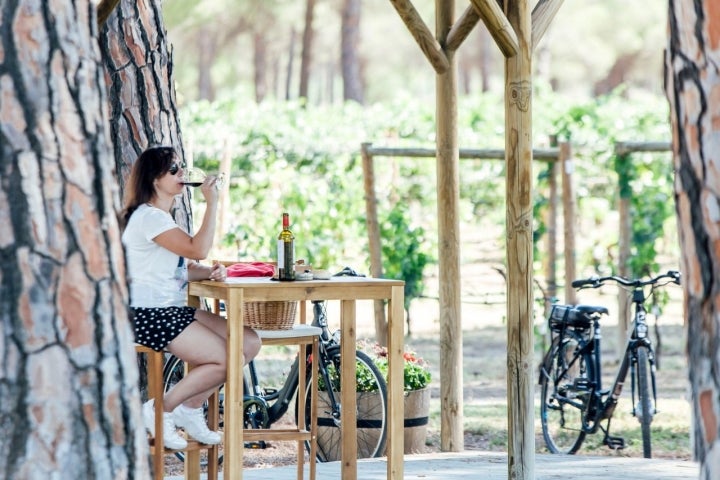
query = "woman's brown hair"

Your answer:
(120, 146), (178, 229)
